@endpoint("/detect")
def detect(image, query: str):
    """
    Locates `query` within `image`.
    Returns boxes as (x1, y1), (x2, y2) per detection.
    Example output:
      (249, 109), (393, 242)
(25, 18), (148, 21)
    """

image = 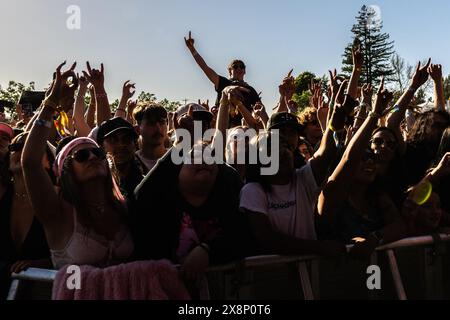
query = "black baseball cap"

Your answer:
(97, 117), (138, 144)
(267, 112), (302, 132)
